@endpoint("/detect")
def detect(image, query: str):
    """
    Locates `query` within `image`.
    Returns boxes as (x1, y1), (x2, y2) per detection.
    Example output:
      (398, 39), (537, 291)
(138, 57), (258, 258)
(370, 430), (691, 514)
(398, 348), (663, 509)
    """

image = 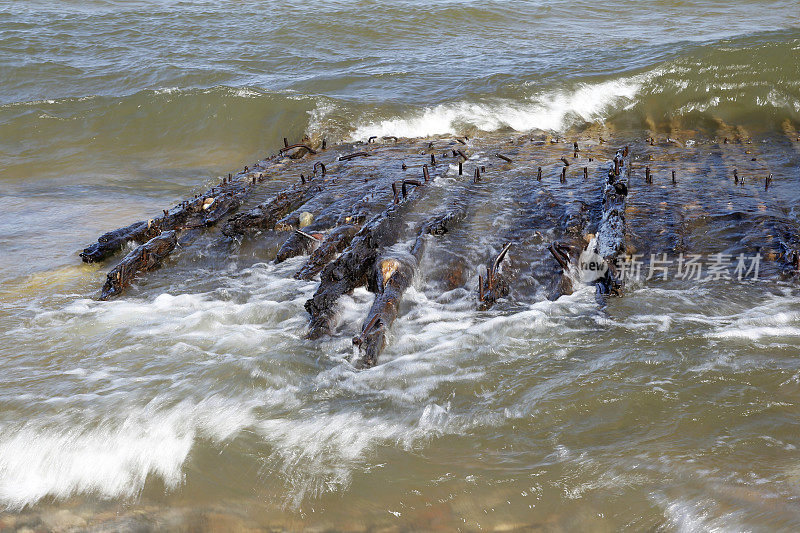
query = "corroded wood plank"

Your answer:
(353, 255), (415, 368)
(99, 231), (178, 300)
(353, 206), (468, 366)
(294, 224), (361, 280)
(304, 180), (427, 339)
